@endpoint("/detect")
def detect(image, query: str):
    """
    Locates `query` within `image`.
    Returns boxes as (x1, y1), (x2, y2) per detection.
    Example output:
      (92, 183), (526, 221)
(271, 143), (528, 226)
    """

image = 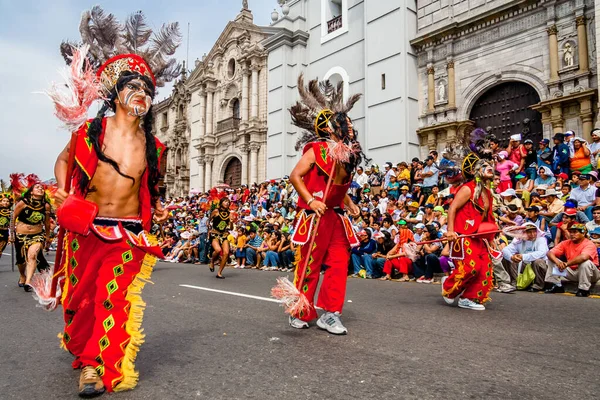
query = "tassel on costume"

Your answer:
(271, 277), (312, 317)
(30, 269), (64, 311)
